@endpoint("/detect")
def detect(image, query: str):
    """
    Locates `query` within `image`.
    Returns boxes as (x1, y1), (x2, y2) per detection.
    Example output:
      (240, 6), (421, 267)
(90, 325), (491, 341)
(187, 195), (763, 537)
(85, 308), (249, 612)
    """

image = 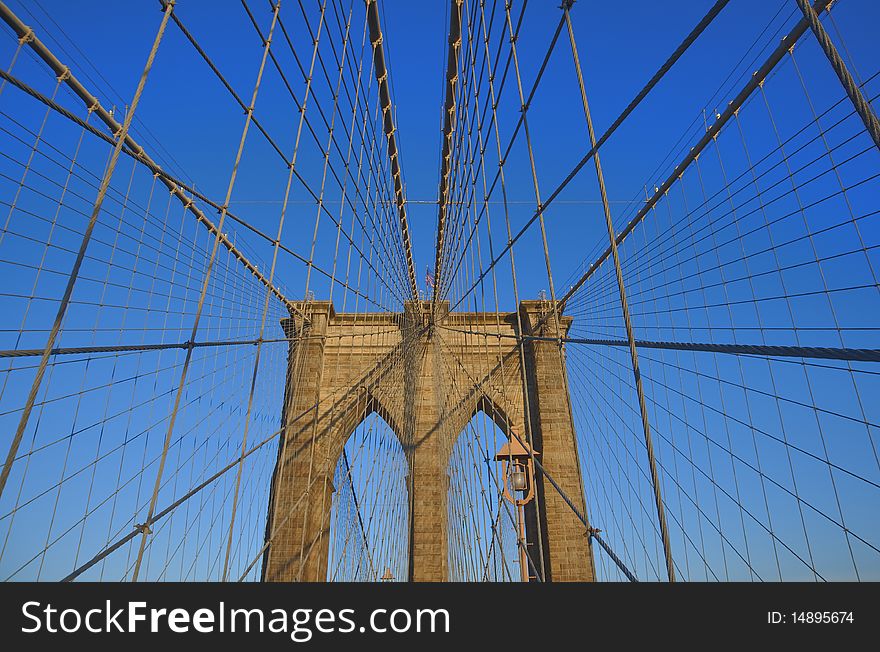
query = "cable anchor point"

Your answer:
(135, 522), (154, 535)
